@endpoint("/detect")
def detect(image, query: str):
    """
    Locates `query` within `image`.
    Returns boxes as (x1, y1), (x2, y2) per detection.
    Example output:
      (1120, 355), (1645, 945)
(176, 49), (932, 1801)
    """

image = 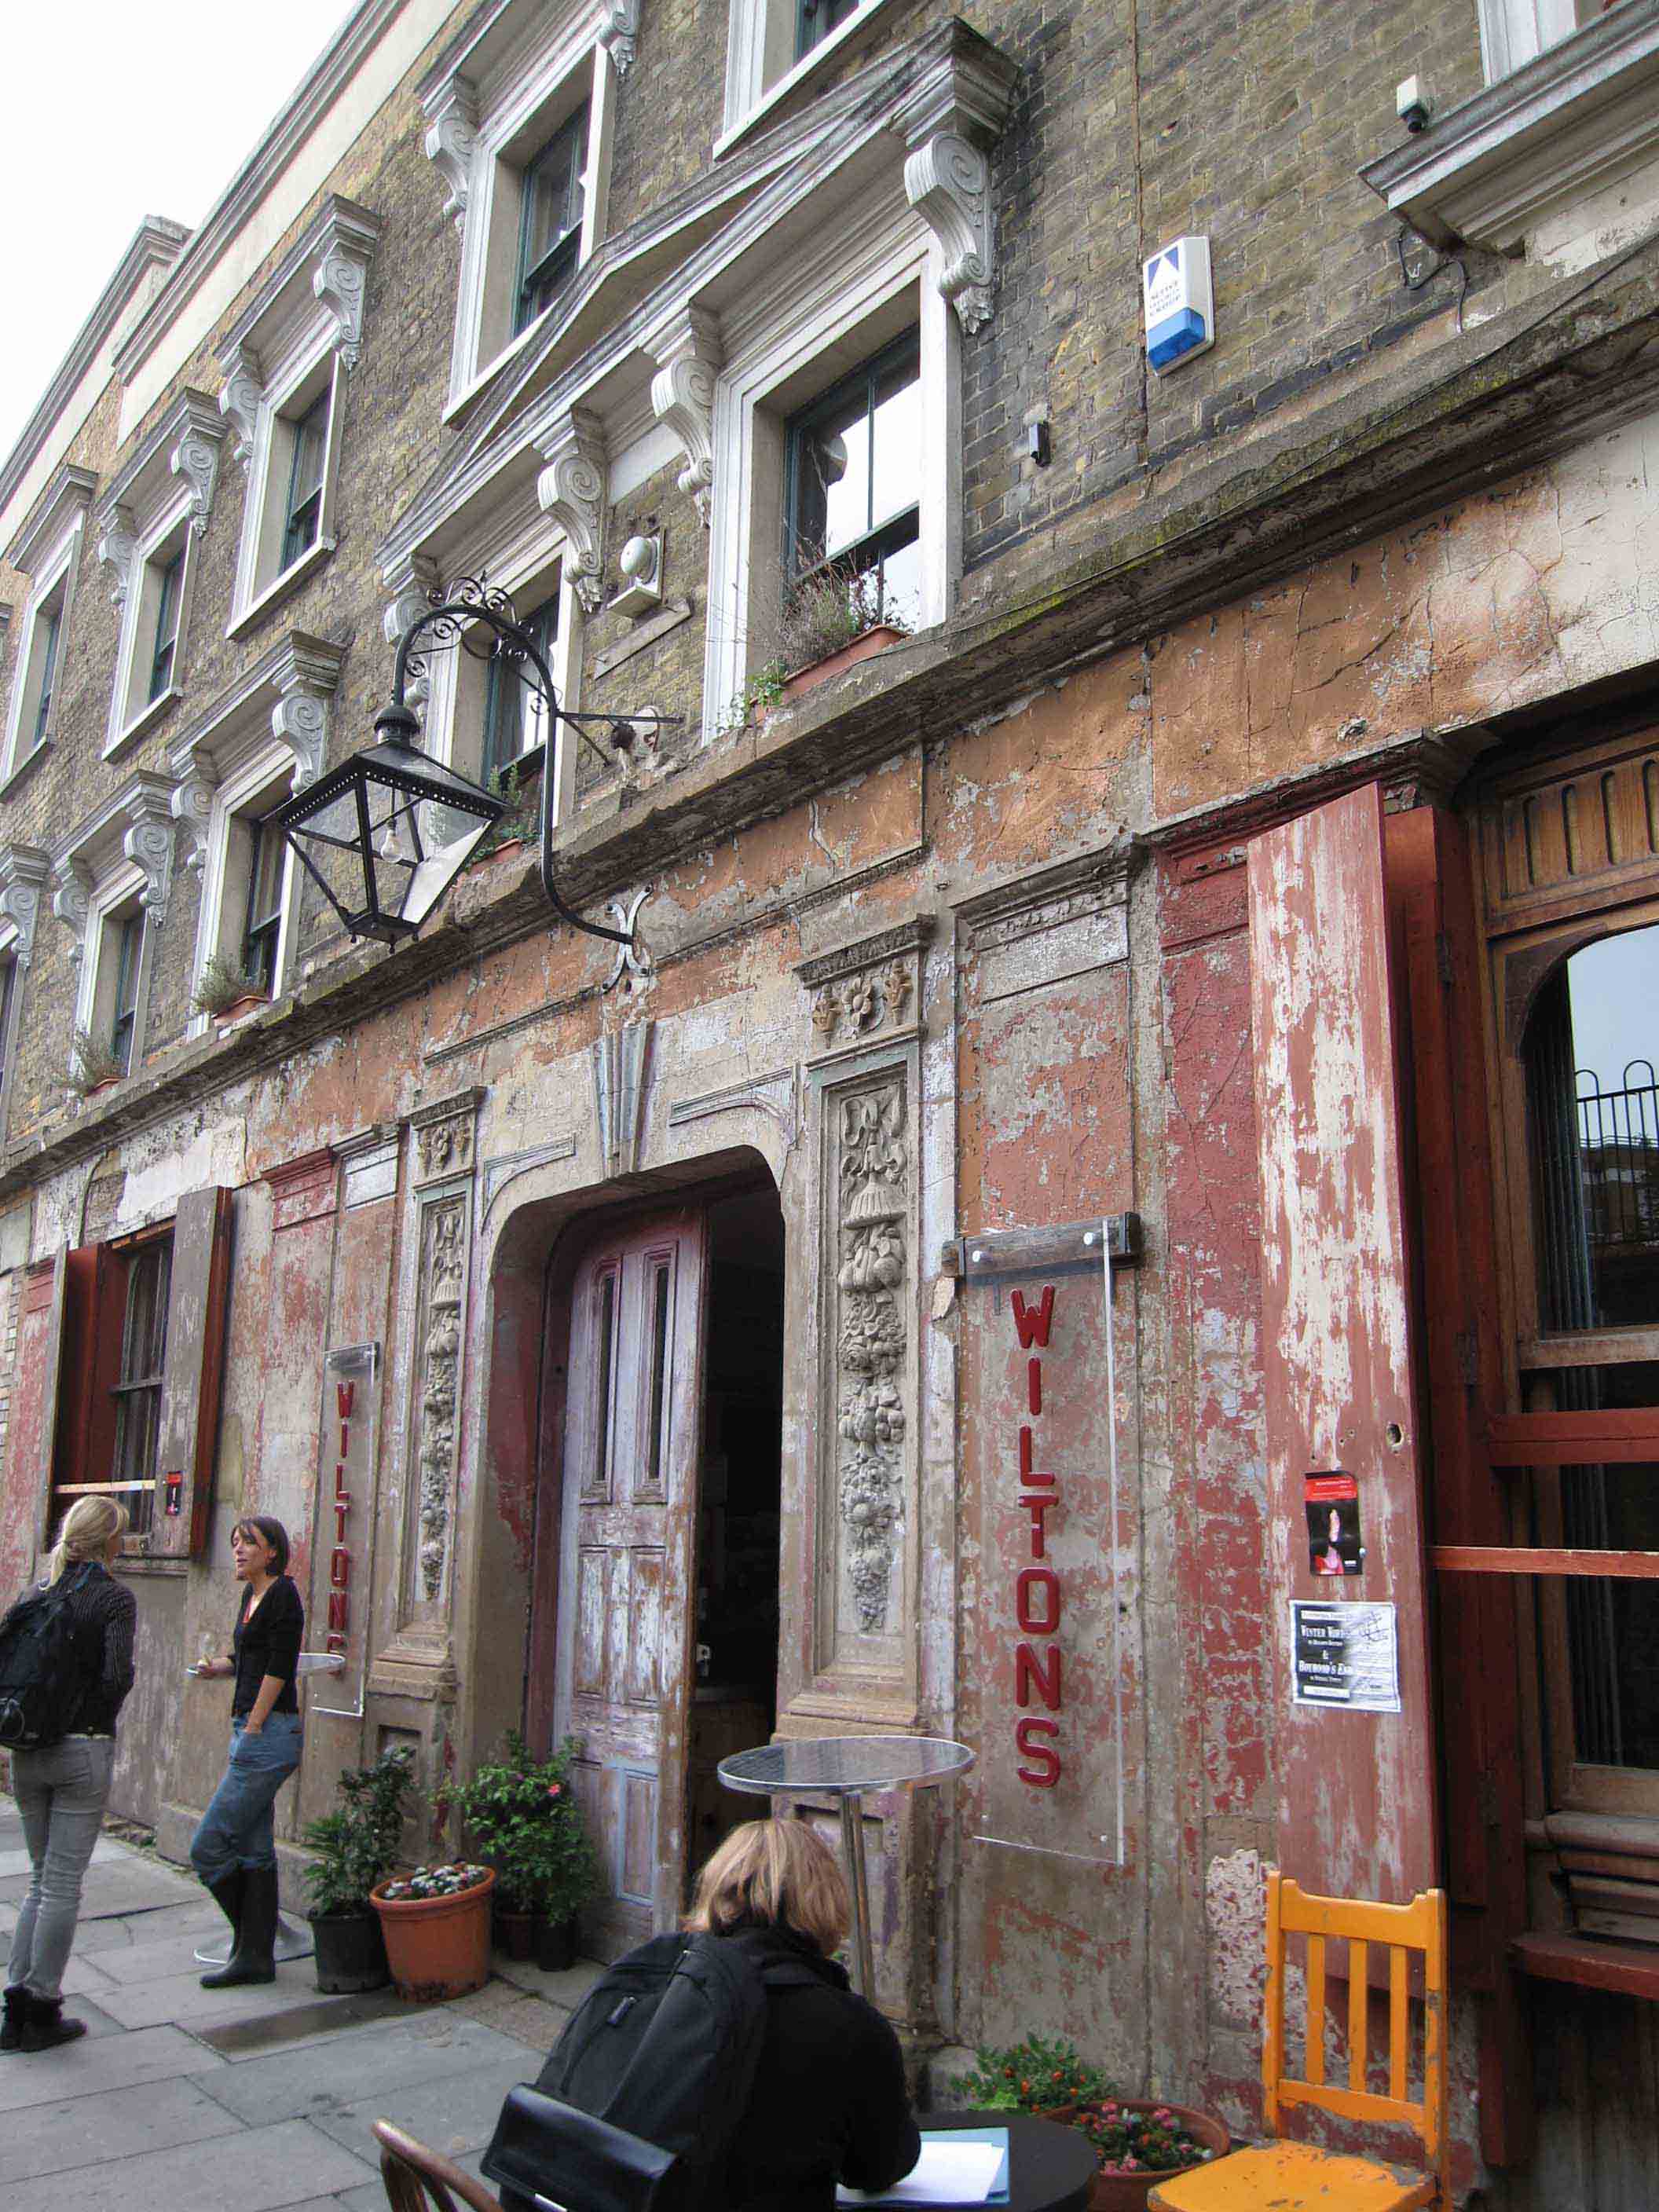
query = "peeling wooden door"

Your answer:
(555, 1209), (707, 1957)
(1248, 782), (1437, 1903)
